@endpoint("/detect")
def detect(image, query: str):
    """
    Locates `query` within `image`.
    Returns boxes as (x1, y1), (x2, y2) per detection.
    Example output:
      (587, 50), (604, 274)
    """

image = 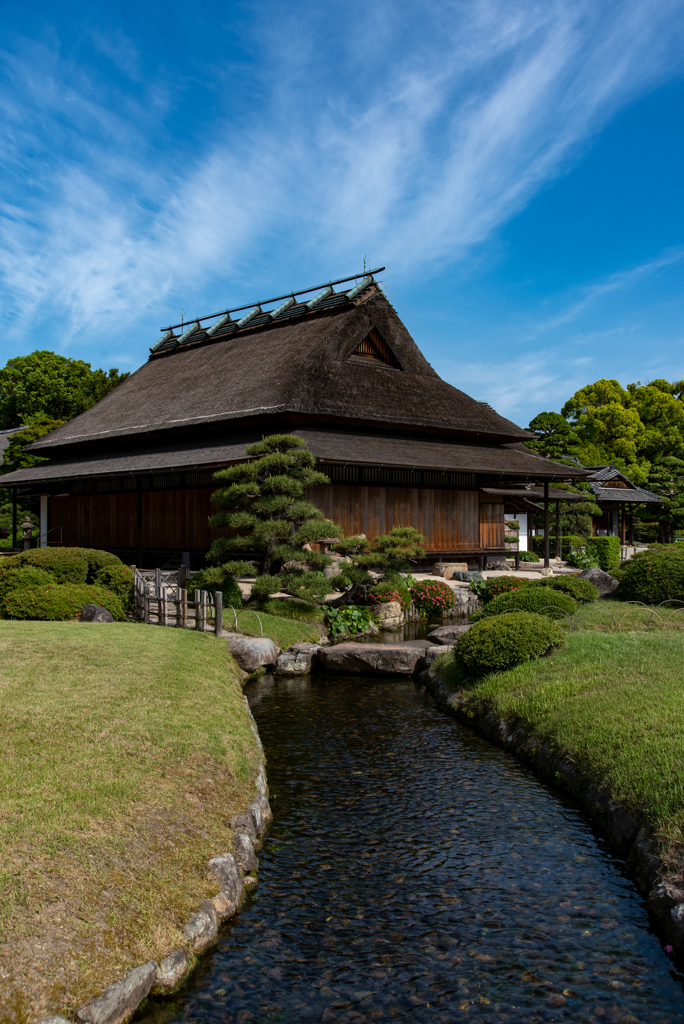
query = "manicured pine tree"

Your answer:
(207, 434), (342, 602)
